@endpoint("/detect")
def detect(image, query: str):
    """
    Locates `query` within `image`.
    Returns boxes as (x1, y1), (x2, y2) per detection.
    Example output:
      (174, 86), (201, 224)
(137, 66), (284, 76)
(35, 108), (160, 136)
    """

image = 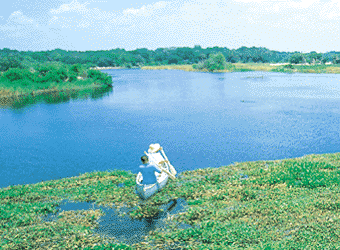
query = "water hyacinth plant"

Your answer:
(0, 153), (339, 249)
